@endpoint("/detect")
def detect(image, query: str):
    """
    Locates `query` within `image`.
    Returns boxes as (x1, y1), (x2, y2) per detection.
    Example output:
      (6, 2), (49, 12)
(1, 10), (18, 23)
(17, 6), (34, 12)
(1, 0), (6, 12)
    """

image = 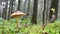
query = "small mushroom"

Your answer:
(11, 11), (26, 28)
